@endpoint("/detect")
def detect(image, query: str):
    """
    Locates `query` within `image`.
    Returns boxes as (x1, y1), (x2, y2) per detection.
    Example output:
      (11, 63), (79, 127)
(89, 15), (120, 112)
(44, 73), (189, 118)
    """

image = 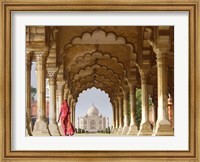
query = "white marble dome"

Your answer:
(87, 104), (99, 116)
